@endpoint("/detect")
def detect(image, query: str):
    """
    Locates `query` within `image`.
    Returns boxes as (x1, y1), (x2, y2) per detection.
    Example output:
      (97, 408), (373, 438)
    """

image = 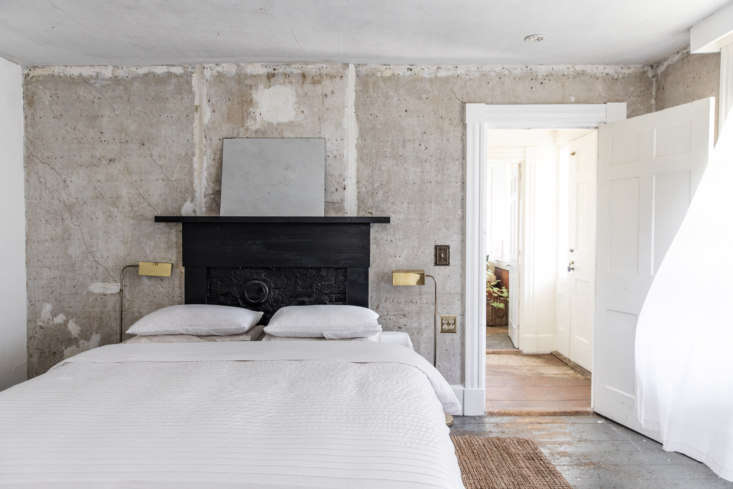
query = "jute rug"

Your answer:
(451, 435), (573, 489)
